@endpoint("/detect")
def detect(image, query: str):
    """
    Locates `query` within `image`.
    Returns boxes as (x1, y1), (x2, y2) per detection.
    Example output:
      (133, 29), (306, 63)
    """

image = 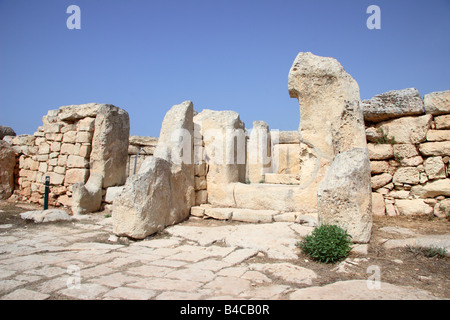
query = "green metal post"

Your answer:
(44, 176), (50, 210)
